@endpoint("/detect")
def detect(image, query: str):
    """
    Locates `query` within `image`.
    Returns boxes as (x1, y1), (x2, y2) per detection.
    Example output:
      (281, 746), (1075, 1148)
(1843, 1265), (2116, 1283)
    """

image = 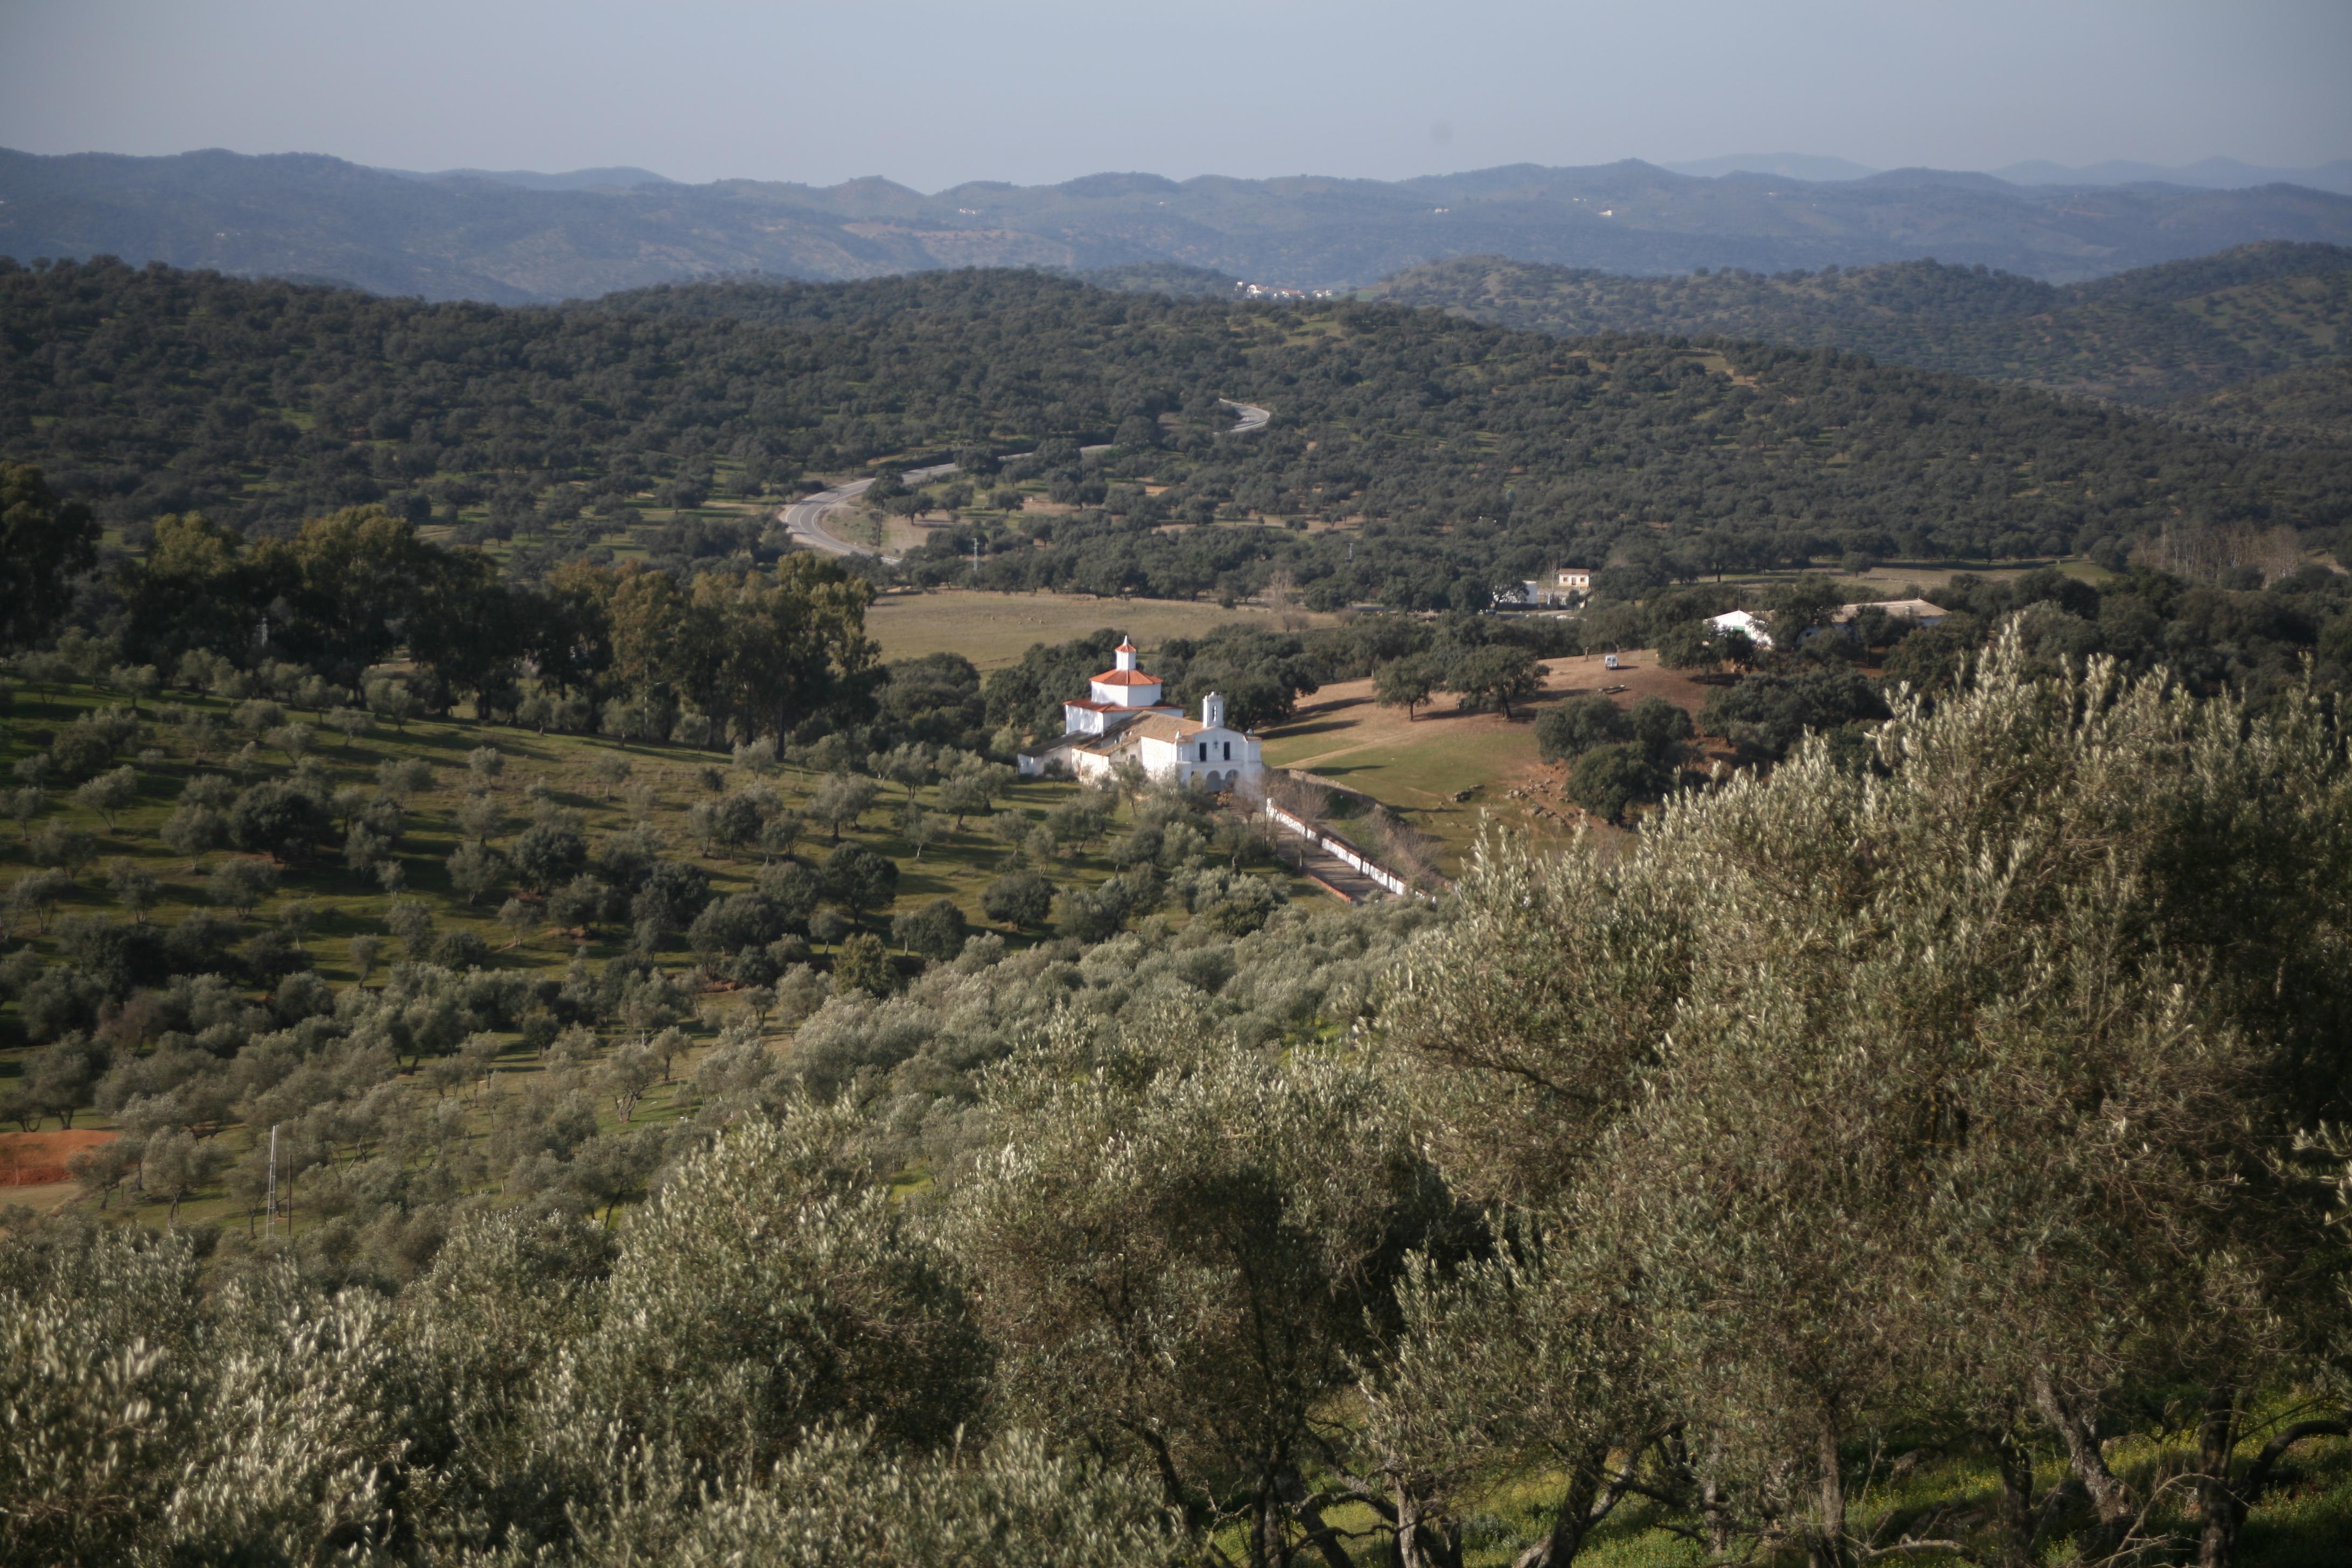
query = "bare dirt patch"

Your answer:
(1, 1129), (115, 1186)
